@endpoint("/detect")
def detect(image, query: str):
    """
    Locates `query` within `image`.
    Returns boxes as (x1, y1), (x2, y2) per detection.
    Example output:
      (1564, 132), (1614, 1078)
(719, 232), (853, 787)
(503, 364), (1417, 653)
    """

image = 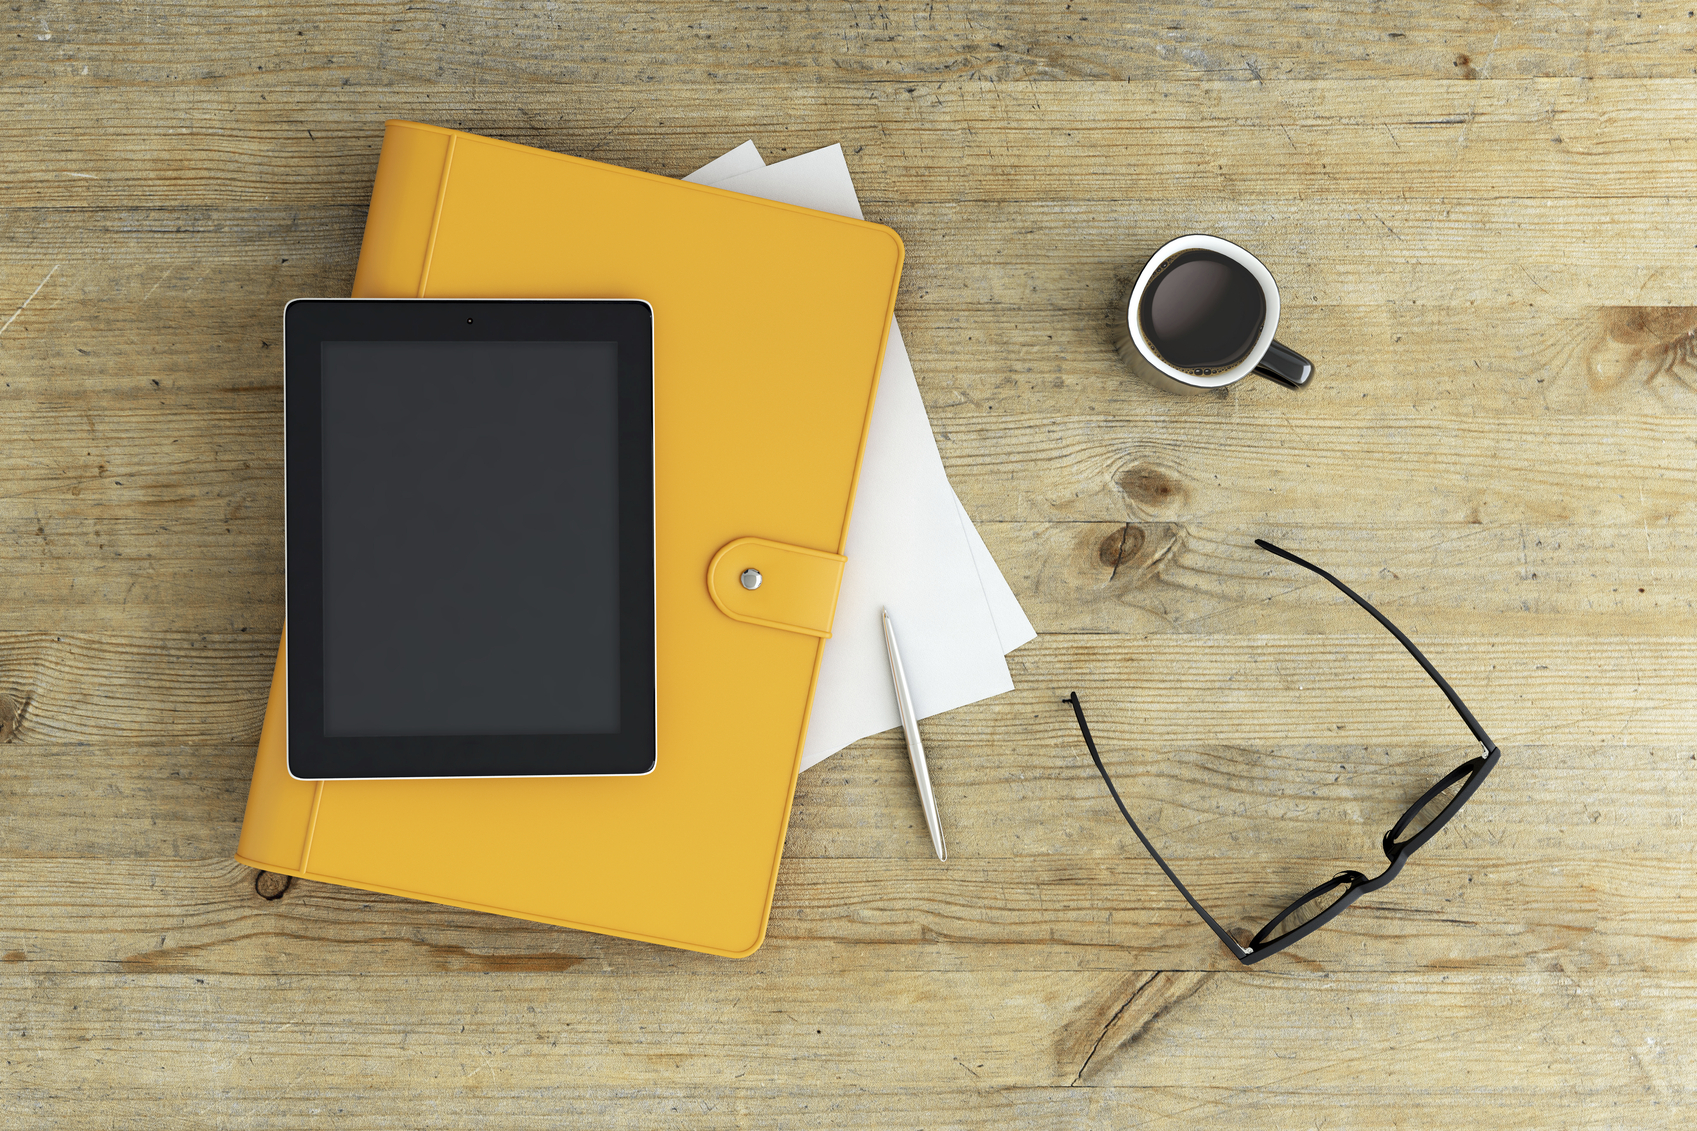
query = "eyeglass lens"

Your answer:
(1252, 871), (1364, 947)
(1384, 759), (1483, 858)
